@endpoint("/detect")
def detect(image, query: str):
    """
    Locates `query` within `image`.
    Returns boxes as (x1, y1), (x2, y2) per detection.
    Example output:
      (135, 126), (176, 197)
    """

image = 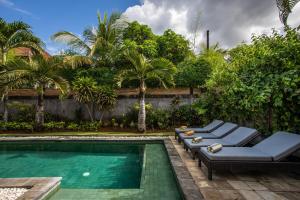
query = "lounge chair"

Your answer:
(197, 131), (300, 180)
(174, 120), (224, 140)
(177, 122), (238, 143)
(183, 127), (259, 159)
